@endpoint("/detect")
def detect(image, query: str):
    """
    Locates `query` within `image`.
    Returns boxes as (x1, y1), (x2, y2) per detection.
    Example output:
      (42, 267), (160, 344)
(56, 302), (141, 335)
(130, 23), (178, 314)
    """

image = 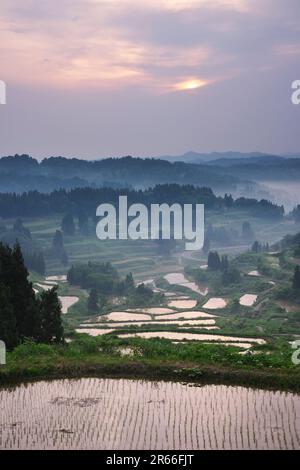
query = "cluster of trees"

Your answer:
(0, 185), (284, 220)
(242, 221), (255, 241)
(293, 266), (300, 290)
(294, 243), (300, 257)
(51, 230), (68, 265)
(231, 197), (284, 219)
(23, 251), (46, 276)
(205, 224), (234, 247)
(0, 218), (46, 275)
(251, 241), (270, 253)
(68, 262), (157, 311)
(68, 262), (121, 294)
(207, 252), (229, 271)
(277, 232), (300, 251)
(203, 221), (255, 252)
(0, 218), (33, 249)
(68, 262), (138, 296)
(207, 251), (241, 285)
(13, 218), (32, 239)
(87, 288), (104, 313)
(0, 243), (64, 349)
(292, 205), (300, 224)
(61, 211), (89, 236)
(87, 277), (156, 312)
